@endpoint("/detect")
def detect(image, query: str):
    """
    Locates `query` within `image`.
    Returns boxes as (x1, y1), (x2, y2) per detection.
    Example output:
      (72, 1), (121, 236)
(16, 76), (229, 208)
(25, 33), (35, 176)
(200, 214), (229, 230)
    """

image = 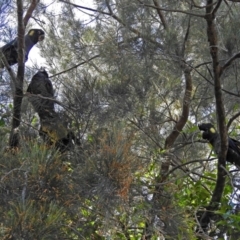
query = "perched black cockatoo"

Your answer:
(0, 29), (45, 68)
(198, 123), (240, 166)
(27, 68), (55, 119)
(39, 118), (78, 152)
